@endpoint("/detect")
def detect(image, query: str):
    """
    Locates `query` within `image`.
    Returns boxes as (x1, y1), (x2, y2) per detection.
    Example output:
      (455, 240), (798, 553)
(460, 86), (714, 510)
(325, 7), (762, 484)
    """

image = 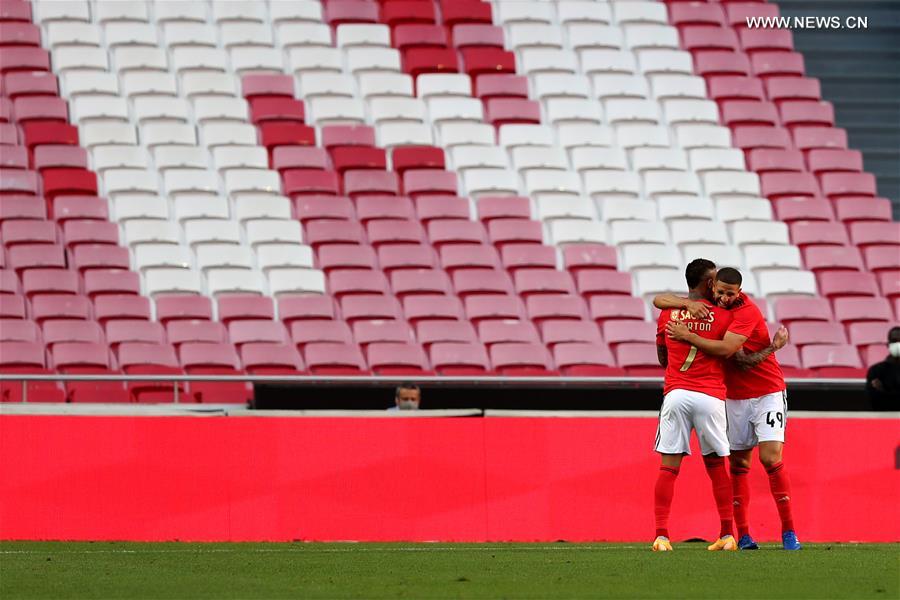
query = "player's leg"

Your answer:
(694, 395), (736, 551)
(652, 391), (691, 551)
(726, 400), (758, 550)
(753, 391), (801, 550)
